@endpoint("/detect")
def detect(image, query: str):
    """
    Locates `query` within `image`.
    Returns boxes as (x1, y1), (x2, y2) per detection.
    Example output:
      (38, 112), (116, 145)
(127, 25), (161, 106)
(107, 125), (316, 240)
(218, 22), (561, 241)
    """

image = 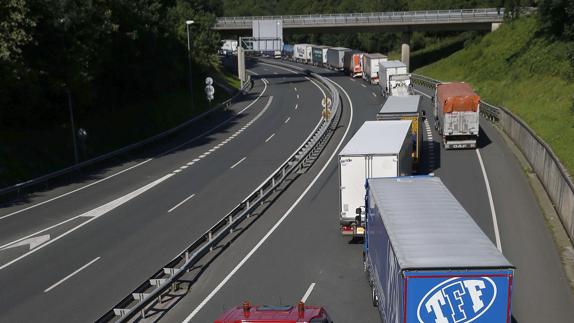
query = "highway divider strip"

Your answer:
(96, 61), (341, 322)
(412, 73), (574, 246)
